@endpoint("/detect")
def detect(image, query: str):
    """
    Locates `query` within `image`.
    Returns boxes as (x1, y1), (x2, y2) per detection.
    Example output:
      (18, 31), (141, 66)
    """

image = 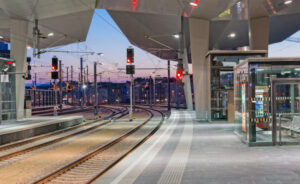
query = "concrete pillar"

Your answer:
(180, 17), (193, 111)
(189, 18), (210, 121)
(10, 19), (29, 120)
(249, 16), (270, 51)
(182, 48), (193, 111)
